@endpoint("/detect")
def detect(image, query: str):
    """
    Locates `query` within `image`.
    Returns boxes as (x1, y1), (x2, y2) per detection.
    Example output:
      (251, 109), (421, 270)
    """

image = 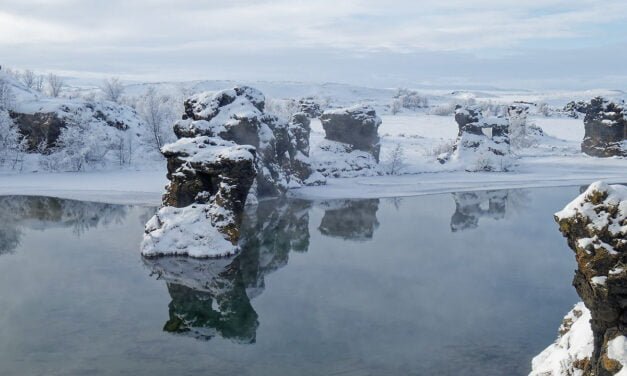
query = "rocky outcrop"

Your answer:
(141, 136), (257, 258)
(581, 97), (627, 157)
(313, 105), (382, 178)
(298, 97), (323, 118)
(439, 105), (512, 172)
(564, 100), (590, 118)
(320, 105), (382, 162)
(9, 101), (140, 151)
(173, 86), (321, 197)
(540, 182), (627, 376)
